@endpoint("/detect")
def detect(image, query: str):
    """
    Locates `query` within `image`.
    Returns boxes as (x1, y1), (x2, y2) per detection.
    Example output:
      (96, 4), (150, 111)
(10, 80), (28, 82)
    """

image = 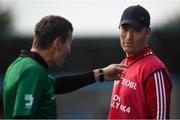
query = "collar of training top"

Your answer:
(126, 47), (154, 66)
(20, 50), (48, 69)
